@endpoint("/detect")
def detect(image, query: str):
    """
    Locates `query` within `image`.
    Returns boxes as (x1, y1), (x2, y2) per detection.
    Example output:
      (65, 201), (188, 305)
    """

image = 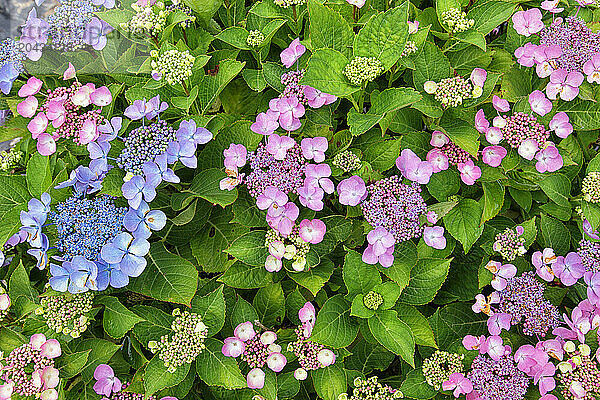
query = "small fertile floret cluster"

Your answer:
(422, 350), (465, 390)
(151, 49), (195, 85)
(363, 291), (384, 310)
(475, 95), (569, 172)
(467, 355), (530, 400)
(121, 2), (168, 36)
(281, 70), (308, 104)
(0, 334), (61, 400)
(401, 40), (418, 57)
(222, 321), (288, 390)
(274, 0), (306, 7)
(116, 119), (177, 176)
(49, 193), (127, 261)
(557, 342), (600, 400)
(288, 302), (336, 381)
(99, 382), (176, 400)
(424, 68), (486, 108)
(338, 376), (404, 400)
(493, 226), (527, 261)
(577, 239), (600, 273)
(38, 291), (94, 338)
(441, 8), (474, 33)
(246, 30), (265, 47)
(343, 57), (385, 86)
(47, 0), (99, 51)
(148, 309), (208, 372)
(0, 147), (22, 171)
(333, 150), (362, 172)
(166, 2), (195, 27)
(15, 69), (113, 156)
(582, 172), (600, 203)
(498, 271), (561, 336)
(0, 38), (26, 73)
